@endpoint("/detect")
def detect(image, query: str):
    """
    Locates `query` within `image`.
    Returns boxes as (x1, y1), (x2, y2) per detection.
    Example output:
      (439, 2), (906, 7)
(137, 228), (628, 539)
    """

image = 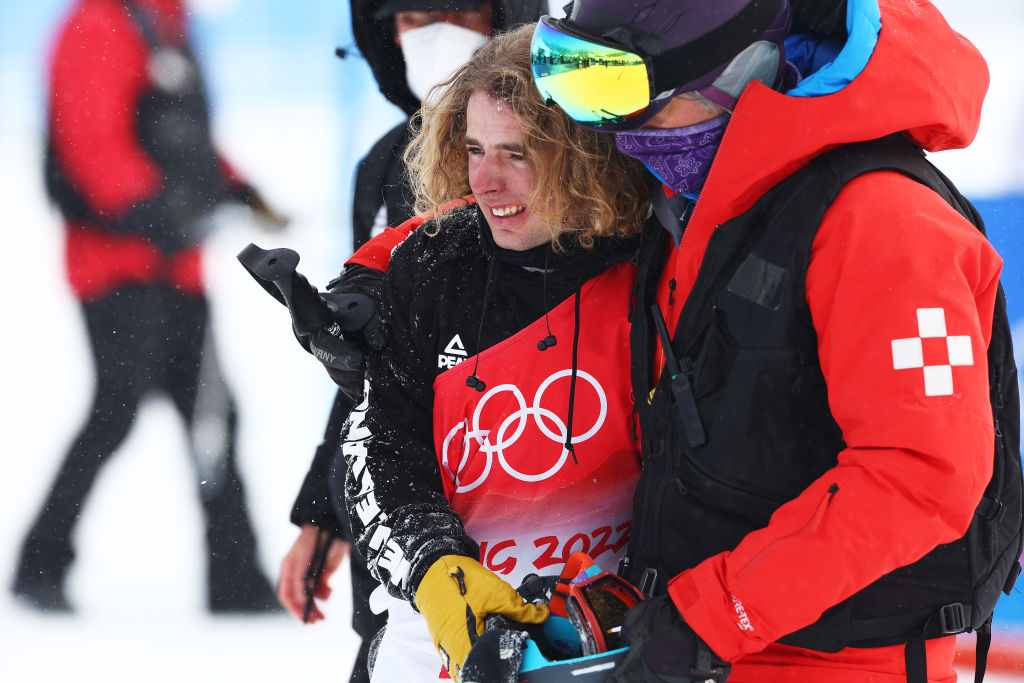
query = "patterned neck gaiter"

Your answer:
(615, 114), (730, 197)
